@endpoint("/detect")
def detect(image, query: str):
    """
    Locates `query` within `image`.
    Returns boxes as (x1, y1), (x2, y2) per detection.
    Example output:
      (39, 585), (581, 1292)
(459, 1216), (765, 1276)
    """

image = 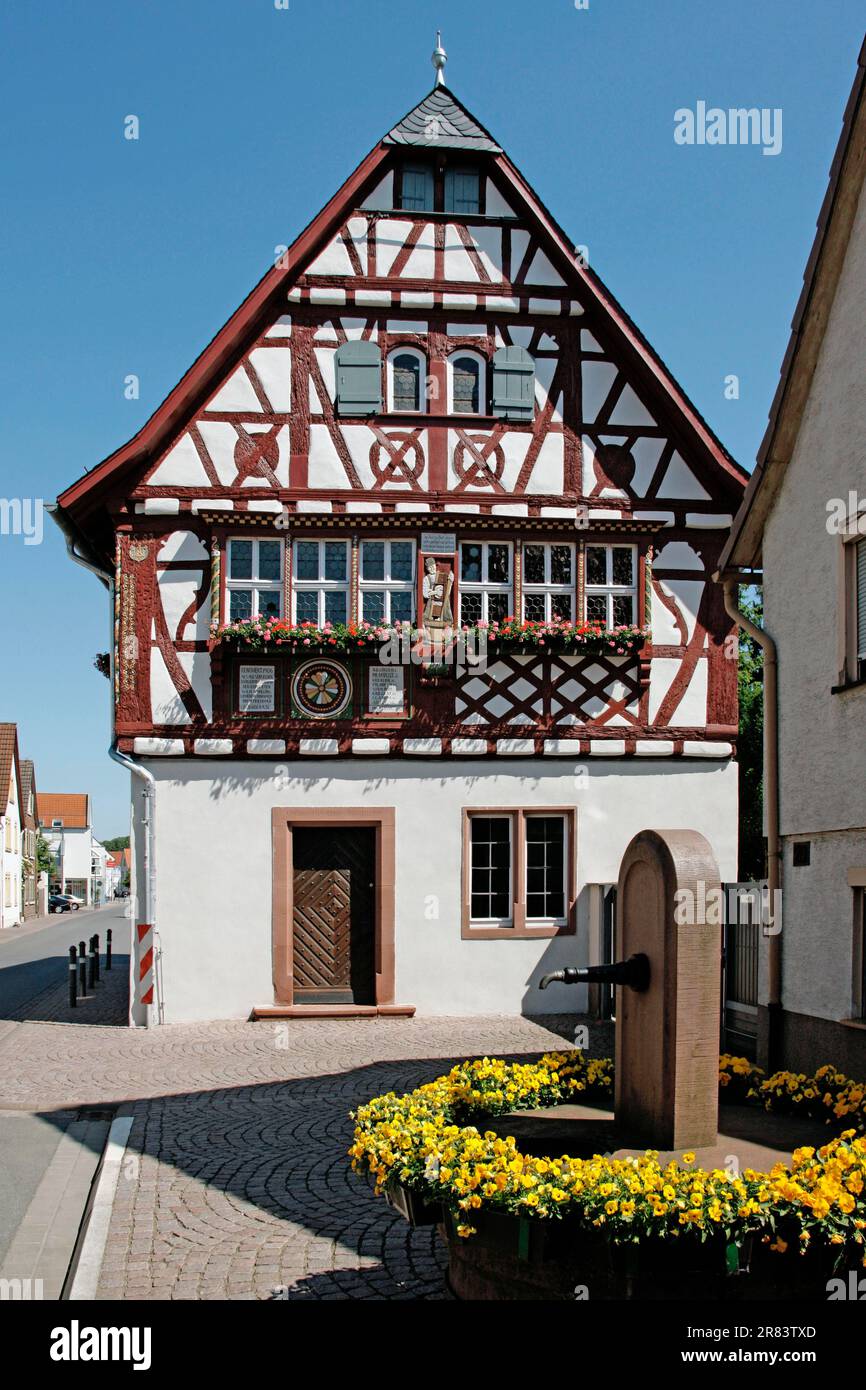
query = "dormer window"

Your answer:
(396, 161), (483, 215)
(449, 352), (485, 414)
(398, 165), (434, 212)
(387, 349), (425, 413)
